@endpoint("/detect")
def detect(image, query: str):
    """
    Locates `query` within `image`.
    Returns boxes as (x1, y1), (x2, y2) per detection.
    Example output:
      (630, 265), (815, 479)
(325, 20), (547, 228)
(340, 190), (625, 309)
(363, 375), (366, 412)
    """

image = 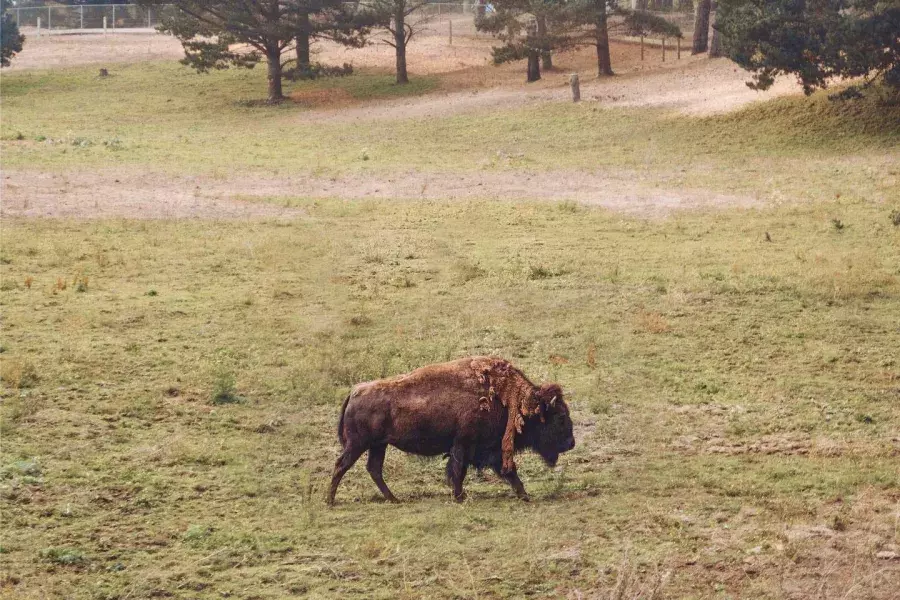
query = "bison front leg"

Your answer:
(447, 440), (470, 502)
(327, 445), (364, 505)
(491, 462), (530, 501)
(502, 471), (530, 501)
(366, 444), (399, 503)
